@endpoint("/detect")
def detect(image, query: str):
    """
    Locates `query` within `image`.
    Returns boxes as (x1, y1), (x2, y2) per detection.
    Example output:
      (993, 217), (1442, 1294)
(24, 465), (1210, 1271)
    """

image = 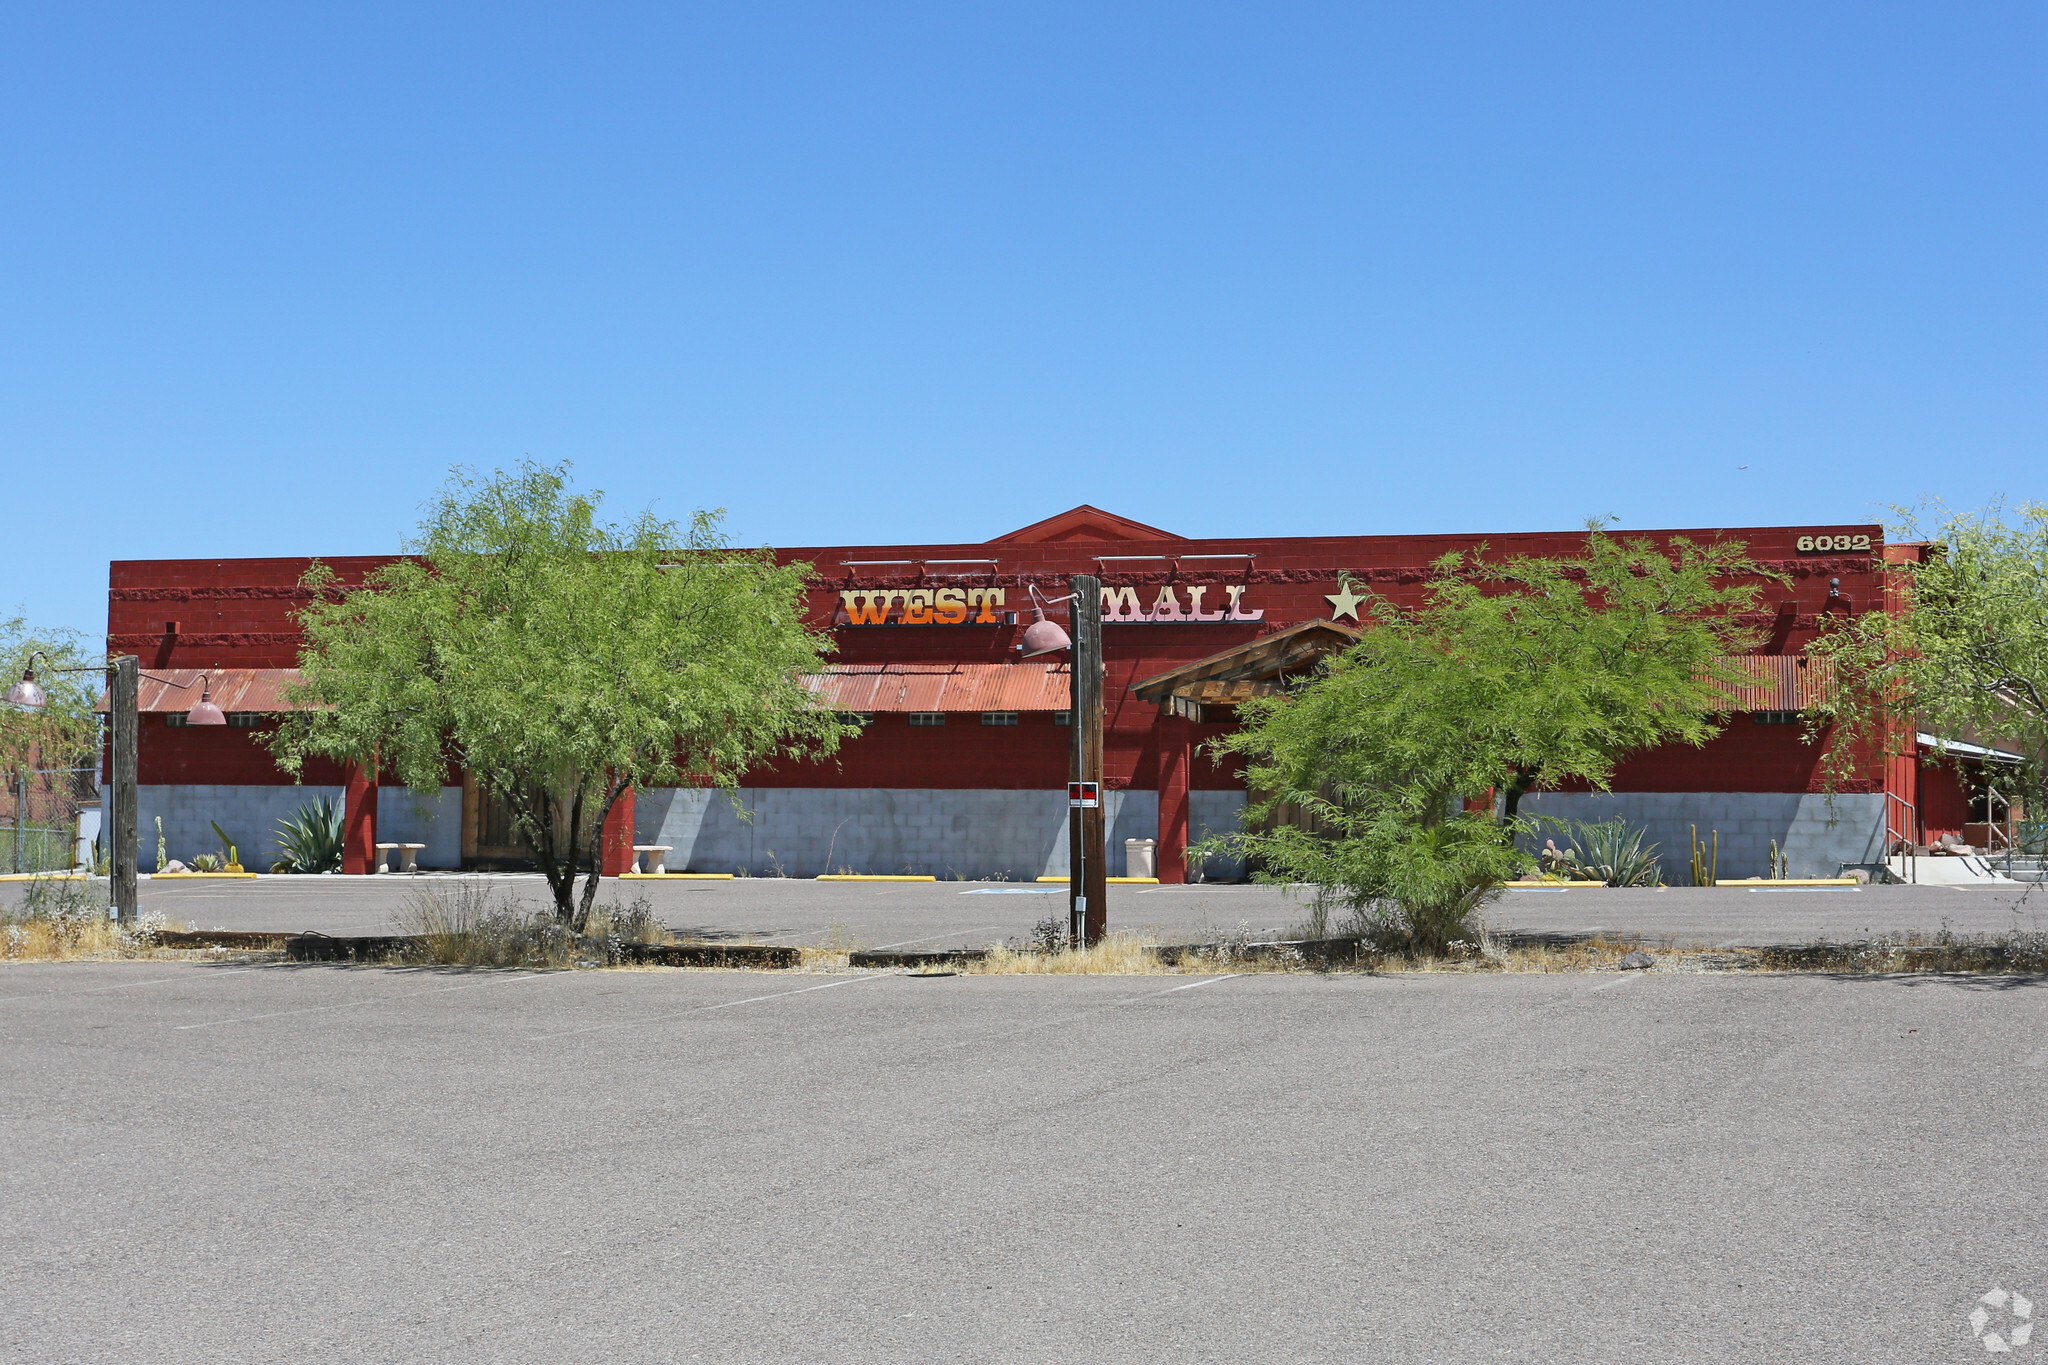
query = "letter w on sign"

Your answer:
(839, 591), (894, 625)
